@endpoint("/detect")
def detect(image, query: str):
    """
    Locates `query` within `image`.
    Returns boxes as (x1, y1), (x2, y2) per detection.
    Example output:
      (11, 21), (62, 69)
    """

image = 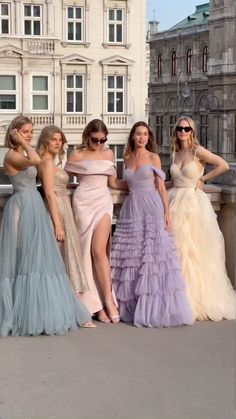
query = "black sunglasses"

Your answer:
(90, 137), (107, 144)
(176, 126), (192, 133)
